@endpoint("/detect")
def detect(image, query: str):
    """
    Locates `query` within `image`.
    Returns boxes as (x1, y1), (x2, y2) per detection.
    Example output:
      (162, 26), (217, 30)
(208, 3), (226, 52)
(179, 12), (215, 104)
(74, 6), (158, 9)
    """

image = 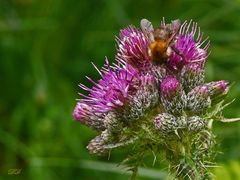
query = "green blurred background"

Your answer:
(1, 0), (240, 179)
